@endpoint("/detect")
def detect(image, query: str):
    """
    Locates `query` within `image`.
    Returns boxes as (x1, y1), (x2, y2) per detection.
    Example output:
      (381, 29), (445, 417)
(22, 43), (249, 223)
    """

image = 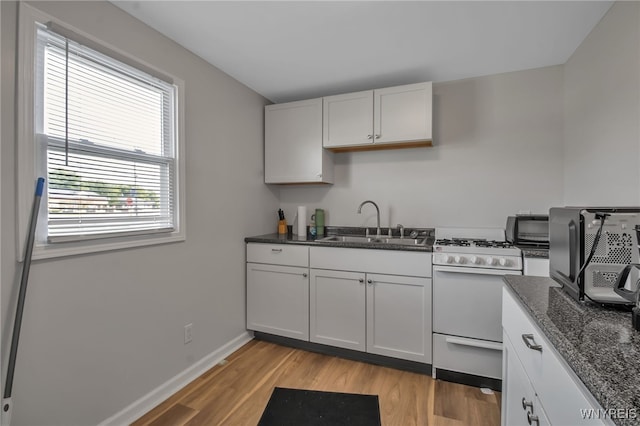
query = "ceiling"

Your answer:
(112, 1), (613, 103)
